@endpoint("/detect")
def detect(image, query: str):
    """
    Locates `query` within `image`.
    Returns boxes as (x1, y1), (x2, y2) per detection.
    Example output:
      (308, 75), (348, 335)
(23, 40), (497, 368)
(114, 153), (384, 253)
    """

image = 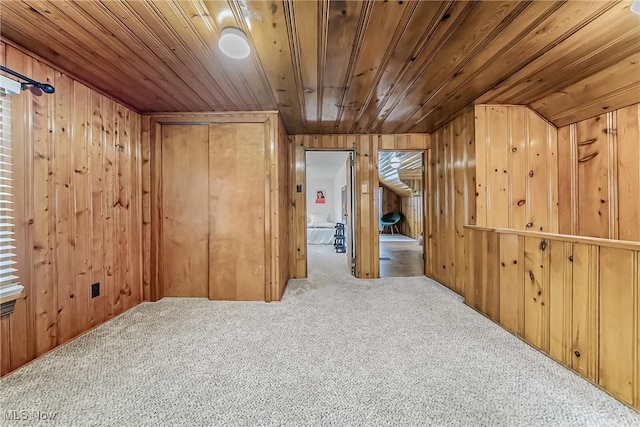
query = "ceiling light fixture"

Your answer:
(390, 156), (401, 169)
(631, 0), (640, 14)
(218, 27), (250, 59)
